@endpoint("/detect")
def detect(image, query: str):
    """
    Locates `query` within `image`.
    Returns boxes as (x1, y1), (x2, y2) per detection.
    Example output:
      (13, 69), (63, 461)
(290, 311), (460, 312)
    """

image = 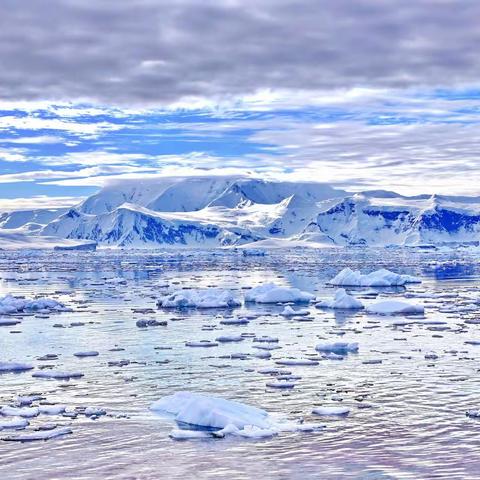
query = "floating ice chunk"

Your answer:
(215, 335), (244, 343)
(32, 371), (84, 380)
(158, 289), (241, 309)
(216, 423), (278, 439)
(0, 417), (29, 430)
(242, 249), (266, 257)
(0, 319), (20, 326)
(0, 294), (68, 315)
(38, 405), (66, 415)
(0, 362), (34, 373)
(245, 283), (314, 304)
(316, 289), (364, 310)
(85, 407), (107, 417)
(366, 300), (424, 315)
(0, 406), (39, 418)
(73, 351), (99, 357)
(329, 268), (421, 287)
(169, 428), (212, 440)
(185, 341), (218, 348)
(312, 406), (350, 416)
(315, 342), (359, 355)
(266, 381), (295, 389)
(151, 391), (318, 440)
(280, 306), (310, 316)
(275, 359), (319, 366)
(466, 410), (480, 418)
(150, 392), (270, 430)
(3, 426), (72, 442)
(220, 317), (249, 325)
